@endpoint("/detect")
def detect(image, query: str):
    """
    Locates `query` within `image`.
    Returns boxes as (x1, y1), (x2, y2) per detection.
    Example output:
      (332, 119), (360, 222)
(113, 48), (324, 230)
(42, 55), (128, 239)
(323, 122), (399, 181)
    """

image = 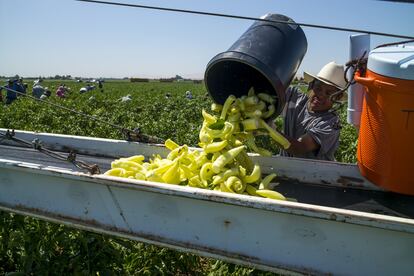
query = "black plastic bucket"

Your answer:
(204, 13), (307, 115)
